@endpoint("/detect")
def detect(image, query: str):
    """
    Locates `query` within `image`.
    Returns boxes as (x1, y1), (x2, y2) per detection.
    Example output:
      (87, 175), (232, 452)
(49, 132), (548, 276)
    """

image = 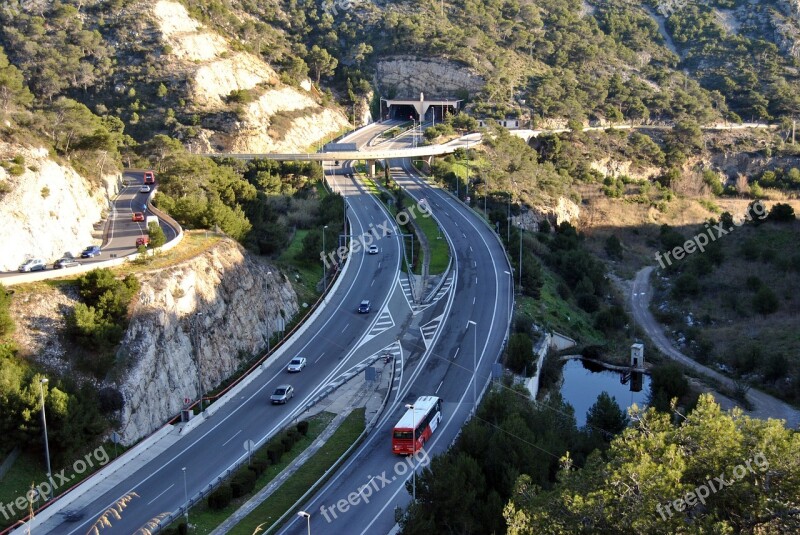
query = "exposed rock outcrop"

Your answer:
(0, 141), (116, 271)
(516, 197), (581, 229)
(117, 238), (297, 444)
(376, 56), (484, 99)
(152, 0), (348, 153)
